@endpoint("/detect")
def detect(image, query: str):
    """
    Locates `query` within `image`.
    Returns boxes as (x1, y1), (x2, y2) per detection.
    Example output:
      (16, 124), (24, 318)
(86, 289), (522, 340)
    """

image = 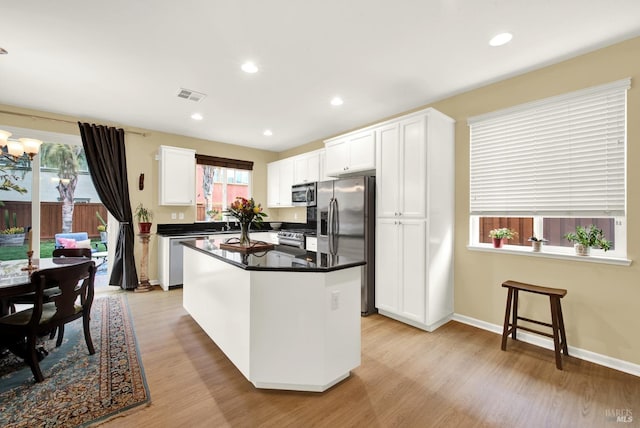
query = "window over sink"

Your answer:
(195, 155), (253, 222)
